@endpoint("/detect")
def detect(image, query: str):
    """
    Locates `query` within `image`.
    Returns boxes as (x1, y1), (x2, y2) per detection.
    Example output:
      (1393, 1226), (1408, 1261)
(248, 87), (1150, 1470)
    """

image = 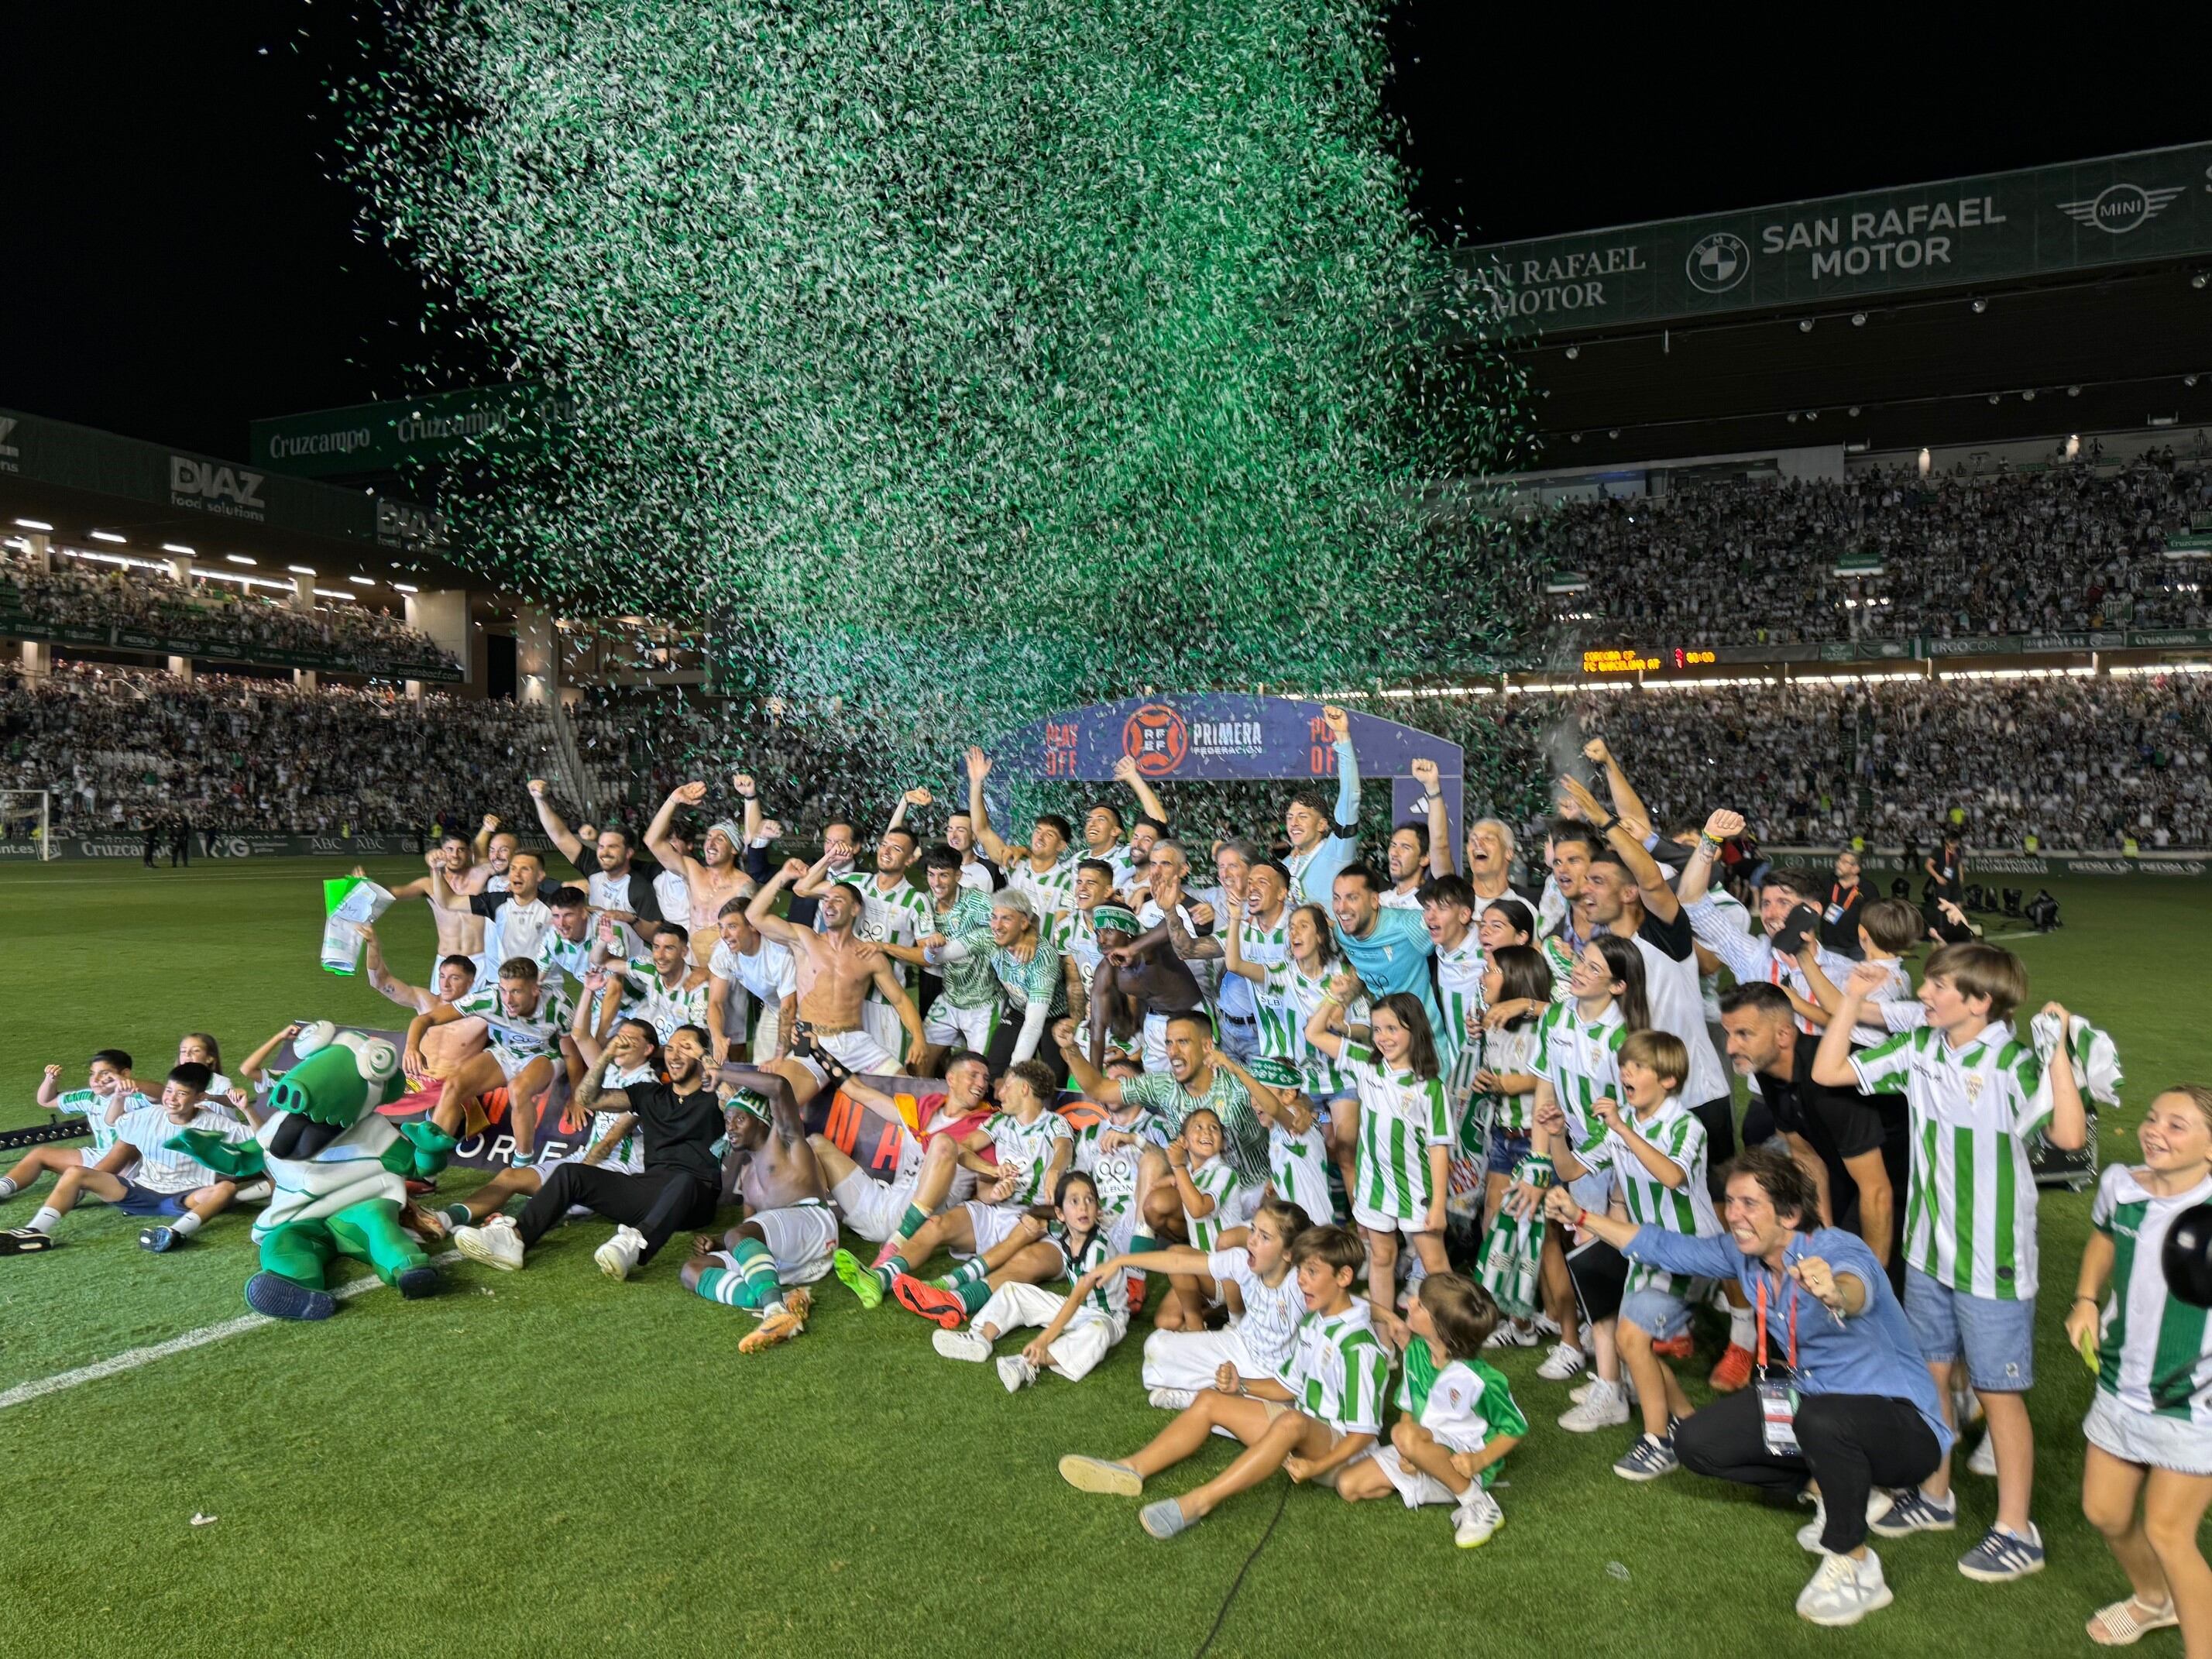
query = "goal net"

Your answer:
(0, 789), (56, 860)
